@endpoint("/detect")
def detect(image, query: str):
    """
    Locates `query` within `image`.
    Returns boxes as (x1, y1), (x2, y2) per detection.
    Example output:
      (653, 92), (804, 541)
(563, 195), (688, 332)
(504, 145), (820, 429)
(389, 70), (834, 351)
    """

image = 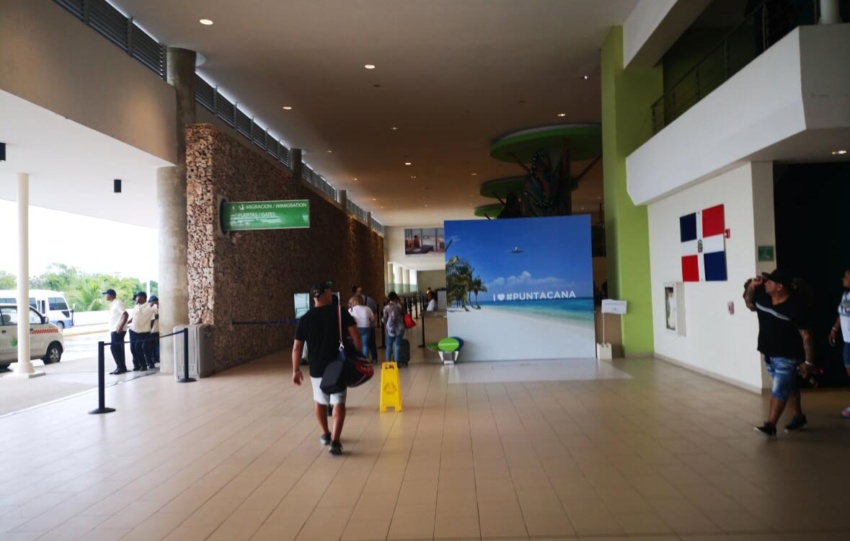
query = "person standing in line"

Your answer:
(744, 269), (815, 436)
(127, 291), (155, 371)
(828, 268), (850, 418)
(149, 295), (160, 367)
(102, 289), (128, 375)
(292, 281), (362, 456)
(353, 285), (379, 363)
(425, 291), (437, 312)
(382, 291), (405, 363)
(348, 295), (374, 361)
